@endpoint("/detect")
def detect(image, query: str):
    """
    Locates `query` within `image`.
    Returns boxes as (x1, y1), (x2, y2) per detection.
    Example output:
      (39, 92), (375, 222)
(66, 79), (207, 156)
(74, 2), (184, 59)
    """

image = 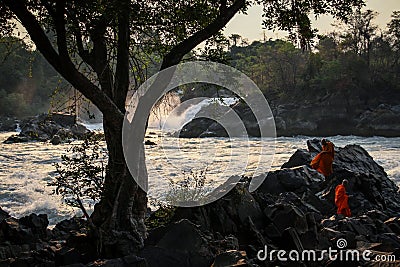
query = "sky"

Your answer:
(224, 0), (400, 42)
